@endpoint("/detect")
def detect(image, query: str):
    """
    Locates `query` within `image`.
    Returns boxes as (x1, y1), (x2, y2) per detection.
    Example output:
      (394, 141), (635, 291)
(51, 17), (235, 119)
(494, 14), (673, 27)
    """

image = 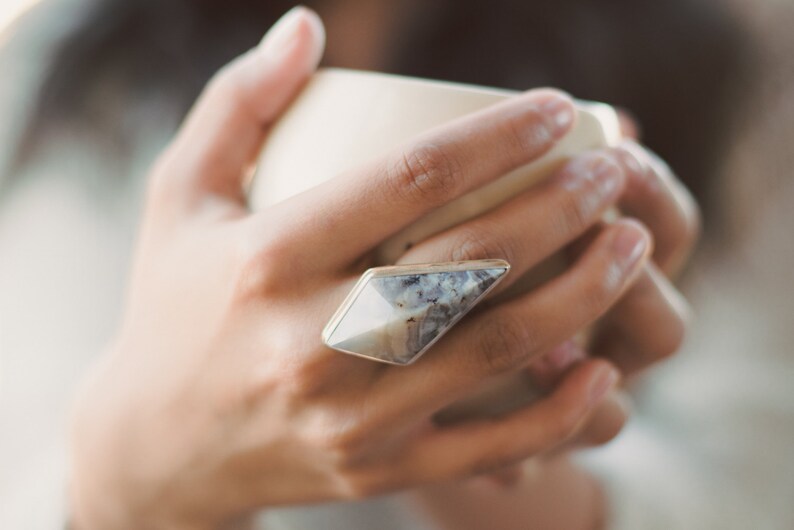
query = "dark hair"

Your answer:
(11, 0), (757, 230)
